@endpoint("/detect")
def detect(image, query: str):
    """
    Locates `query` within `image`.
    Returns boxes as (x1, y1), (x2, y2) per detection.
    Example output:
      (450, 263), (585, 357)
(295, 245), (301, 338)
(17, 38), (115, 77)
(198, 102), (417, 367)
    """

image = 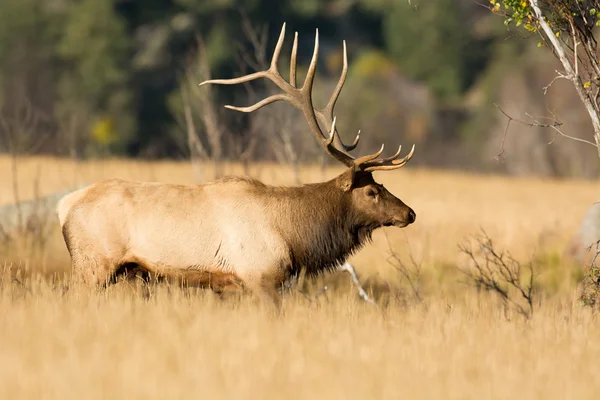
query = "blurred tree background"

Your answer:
(1, 0), (598, 178)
